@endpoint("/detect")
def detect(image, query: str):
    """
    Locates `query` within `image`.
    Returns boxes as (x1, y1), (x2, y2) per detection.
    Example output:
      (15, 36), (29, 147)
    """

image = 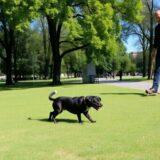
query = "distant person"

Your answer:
(146, 10), (160, 95)
(119, 70), (123, 81)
